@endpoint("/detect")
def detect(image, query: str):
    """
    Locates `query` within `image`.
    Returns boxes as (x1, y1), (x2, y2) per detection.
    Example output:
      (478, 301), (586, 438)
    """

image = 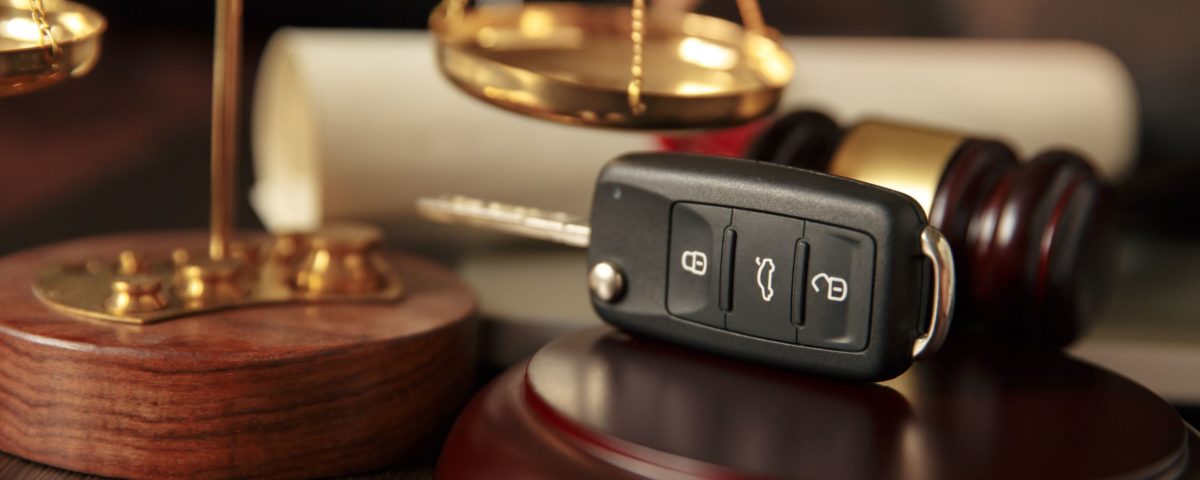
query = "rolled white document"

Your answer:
(252, 28), (1137, 235)
(252, 28), (651, 237)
